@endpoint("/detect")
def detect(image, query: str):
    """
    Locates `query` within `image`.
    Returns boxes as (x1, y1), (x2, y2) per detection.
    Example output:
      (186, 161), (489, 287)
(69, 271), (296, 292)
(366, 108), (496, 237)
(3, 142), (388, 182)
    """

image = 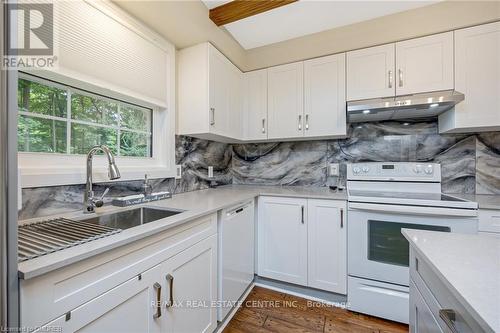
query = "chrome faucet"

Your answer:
(84, 145), (121, 213)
